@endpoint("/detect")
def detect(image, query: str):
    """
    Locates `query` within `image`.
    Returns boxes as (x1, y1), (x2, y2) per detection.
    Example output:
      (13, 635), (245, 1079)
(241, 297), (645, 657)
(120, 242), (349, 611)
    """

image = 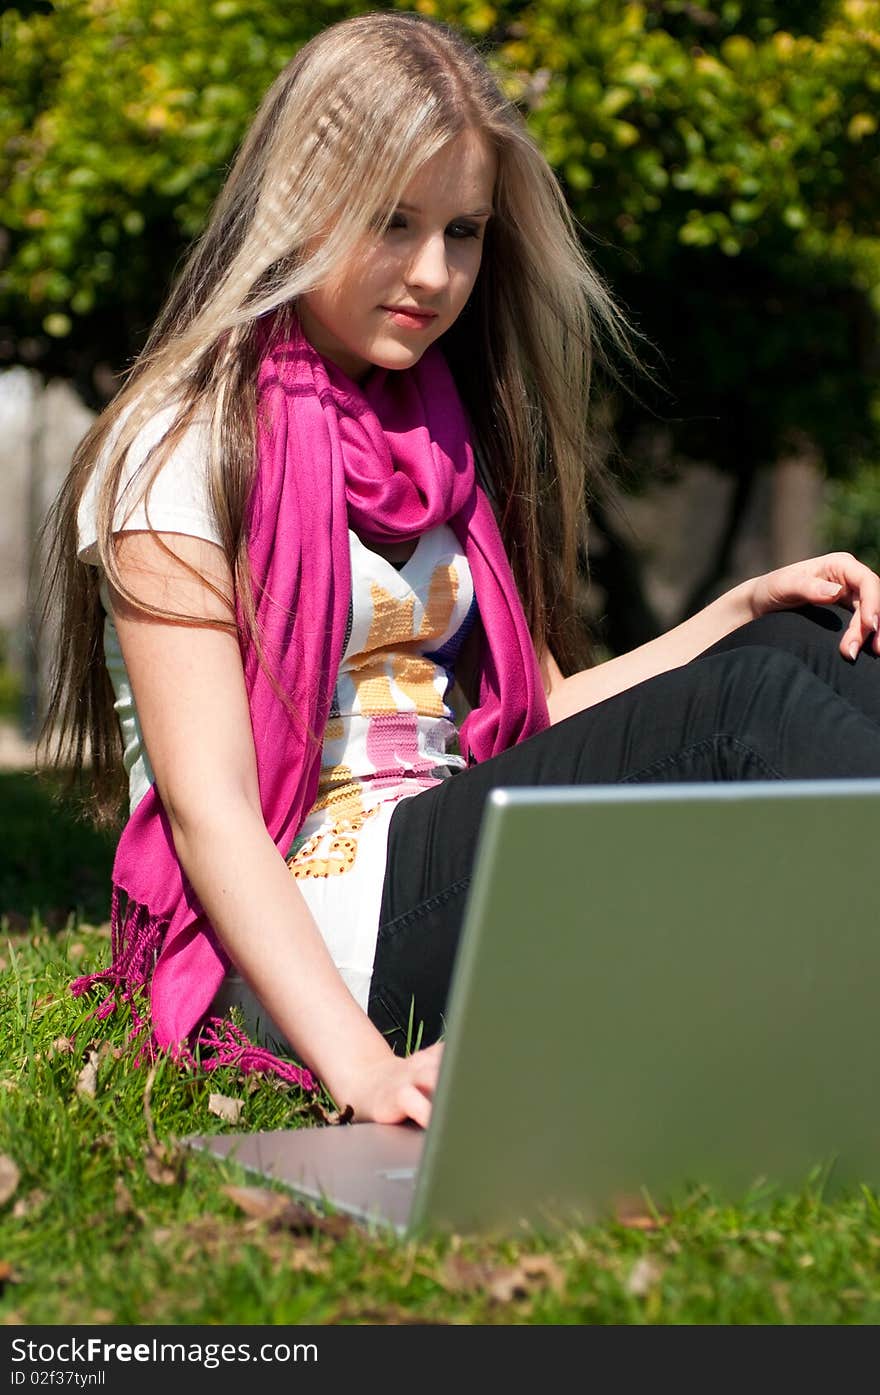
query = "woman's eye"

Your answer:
(369, 211), (406, 233)
(447, 222), (480, 240)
